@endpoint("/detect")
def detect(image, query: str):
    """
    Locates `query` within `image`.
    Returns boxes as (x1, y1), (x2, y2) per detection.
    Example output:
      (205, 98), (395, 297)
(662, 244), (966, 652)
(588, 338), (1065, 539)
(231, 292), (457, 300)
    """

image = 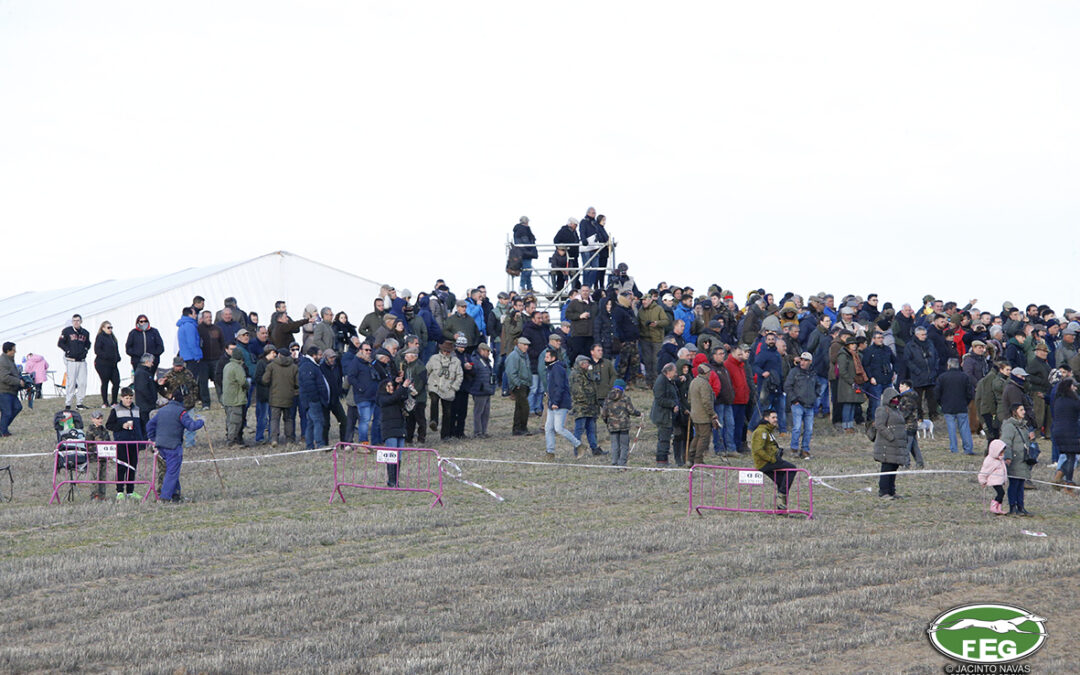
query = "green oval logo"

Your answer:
(927, 603), (1047, 664)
